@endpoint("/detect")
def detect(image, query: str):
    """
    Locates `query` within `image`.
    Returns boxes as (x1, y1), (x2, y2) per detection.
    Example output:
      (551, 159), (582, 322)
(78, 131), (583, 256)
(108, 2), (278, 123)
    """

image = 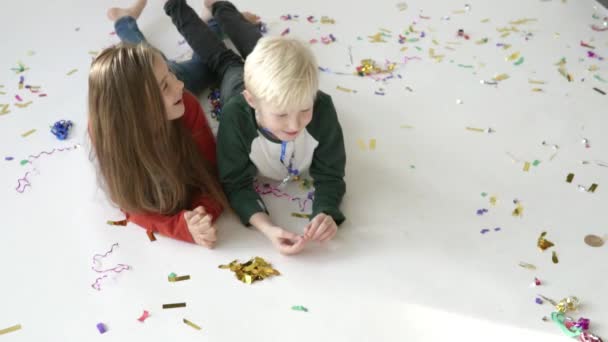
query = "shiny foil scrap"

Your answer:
(219, 257), (280, 284)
